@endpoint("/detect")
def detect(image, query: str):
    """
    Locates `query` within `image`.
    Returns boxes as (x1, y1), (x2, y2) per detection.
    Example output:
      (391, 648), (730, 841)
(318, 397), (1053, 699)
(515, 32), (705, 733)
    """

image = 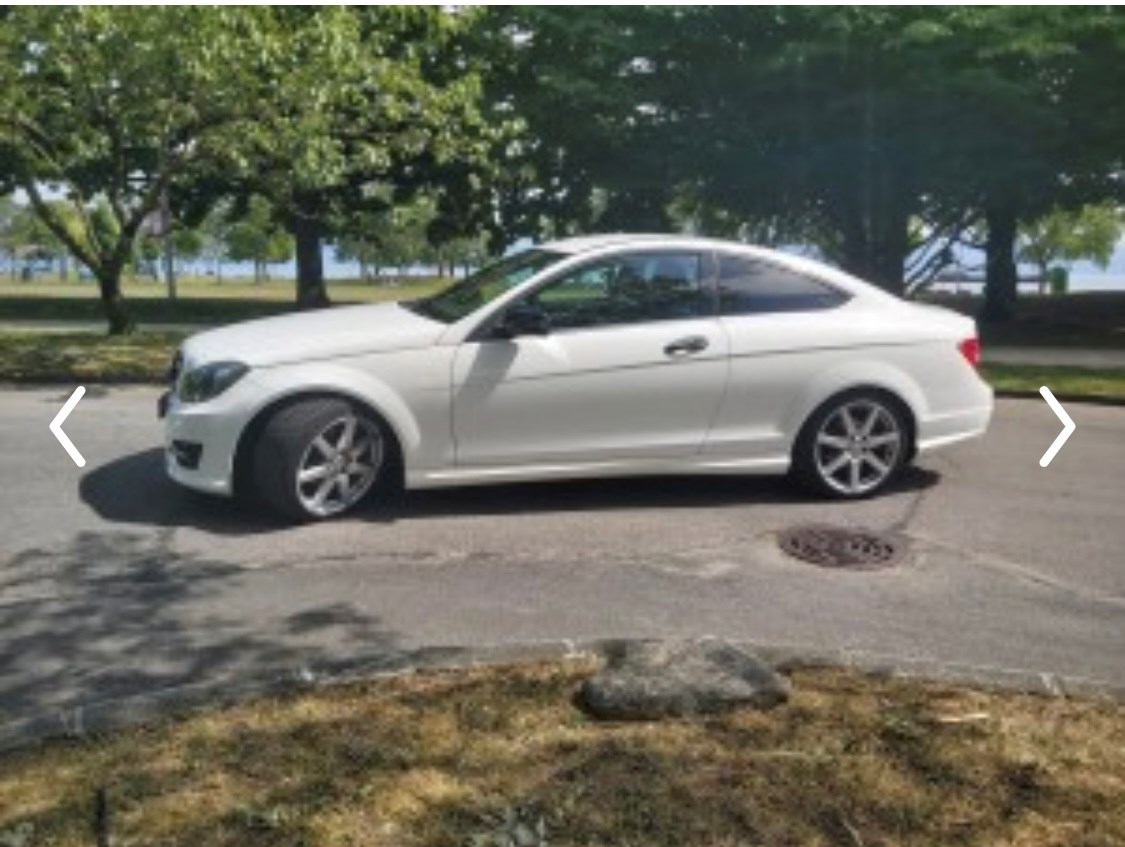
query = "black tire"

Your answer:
(252, 396), (390, 521)
(790, 389), (910, 500)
